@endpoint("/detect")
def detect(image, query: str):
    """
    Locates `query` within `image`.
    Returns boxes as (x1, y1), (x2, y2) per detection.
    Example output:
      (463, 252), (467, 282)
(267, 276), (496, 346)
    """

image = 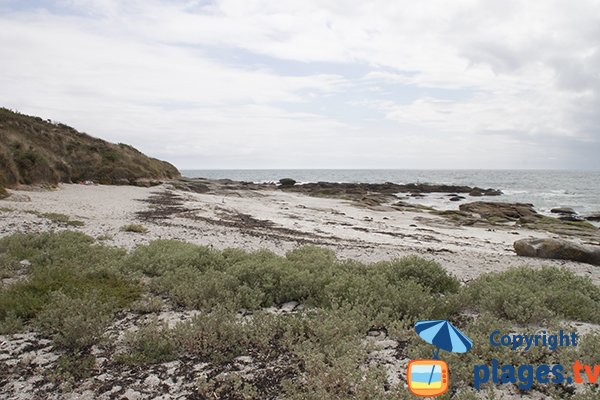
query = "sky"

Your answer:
(1, 0), (599, 170)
